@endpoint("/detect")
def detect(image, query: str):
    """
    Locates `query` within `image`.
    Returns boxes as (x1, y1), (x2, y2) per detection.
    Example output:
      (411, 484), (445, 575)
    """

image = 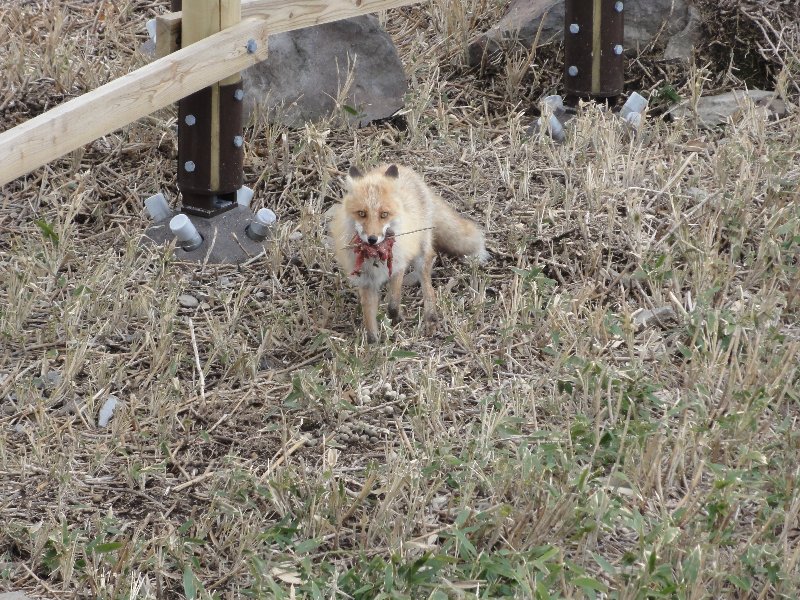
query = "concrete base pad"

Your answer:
(142, 205), (271, 264)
